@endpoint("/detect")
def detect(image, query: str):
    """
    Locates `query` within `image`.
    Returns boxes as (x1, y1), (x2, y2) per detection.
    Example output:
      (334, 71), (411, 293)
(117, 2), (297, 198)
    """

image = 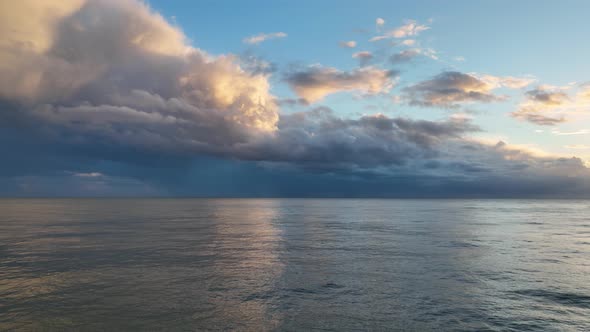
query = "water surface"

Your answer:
(1, 199), (589, 331)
